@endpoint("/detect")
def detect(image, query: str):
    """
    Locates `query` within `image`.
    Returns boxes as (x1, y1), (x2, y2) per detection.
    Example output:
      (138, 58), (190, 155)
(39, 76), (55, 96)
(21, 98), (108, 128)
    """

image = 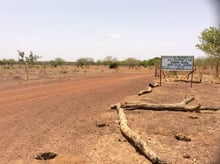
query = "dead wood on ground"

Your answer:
(174, 134), (191, 142)
(149, 82), (159, 88)
(112, 96), (220, 112)
(138, 83), (159, 96)
(122, 97), (201, 112)
(138, 86), (152, 96)
(176, 79), (201, 83)
(116, 103), (166, 164)
(170, 79), (202, 83)
(200, 106), (220, 111)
